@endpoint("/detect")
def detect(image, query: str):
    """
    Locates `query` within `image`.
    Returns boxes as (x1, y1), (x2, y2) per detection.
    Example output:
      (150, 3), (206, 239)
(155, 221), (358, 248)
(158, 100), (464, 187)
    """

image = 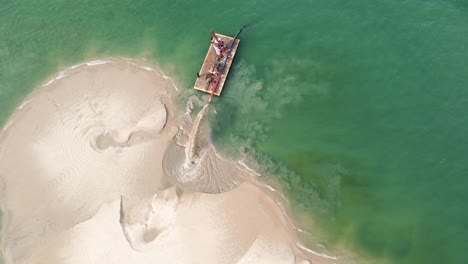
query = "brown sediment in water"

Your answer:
(0, 59), (340, 264)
